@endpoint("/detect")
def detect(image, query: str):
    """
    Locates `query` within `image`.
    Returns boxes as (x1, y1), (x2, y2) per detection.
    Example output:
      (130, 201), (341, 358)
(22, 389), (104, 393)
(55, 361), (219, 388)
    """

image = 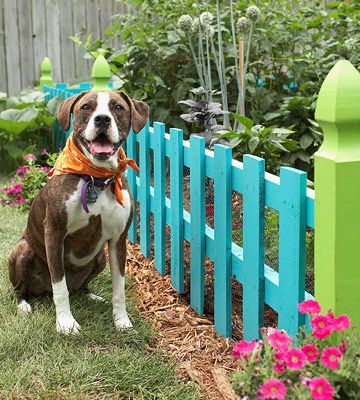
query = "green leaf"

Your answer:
(233, 114), (254, 131)
(248, 136), (260, 153)
(300, 134), (314, 149)
(269, 139), (288, 152)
